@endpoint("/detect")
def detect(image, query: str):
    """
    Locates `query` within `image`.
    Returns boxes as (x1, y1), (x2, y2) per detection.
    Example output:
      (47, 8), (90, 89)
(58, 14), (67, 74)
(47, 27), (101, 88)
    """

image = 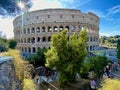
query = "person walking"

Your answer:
(90, 78), (97, 90)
